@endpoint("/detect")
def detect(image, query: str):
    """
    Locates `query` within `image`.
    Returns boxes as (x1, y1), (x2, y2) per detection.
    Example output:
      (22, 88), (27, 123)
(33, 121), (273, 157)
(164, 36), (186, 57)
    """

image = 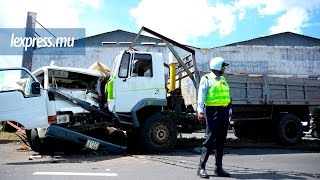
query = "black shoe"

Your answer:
(215, 167), (230, 177)
(197, 168), (209, 178)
